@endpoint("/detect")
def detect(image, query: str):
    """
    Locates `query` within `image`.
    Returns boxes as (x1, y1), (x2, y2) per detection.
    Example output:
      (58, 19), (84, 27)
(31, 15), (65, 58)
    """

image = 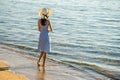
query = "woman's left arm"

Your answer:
(48, 20), (53, 32)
